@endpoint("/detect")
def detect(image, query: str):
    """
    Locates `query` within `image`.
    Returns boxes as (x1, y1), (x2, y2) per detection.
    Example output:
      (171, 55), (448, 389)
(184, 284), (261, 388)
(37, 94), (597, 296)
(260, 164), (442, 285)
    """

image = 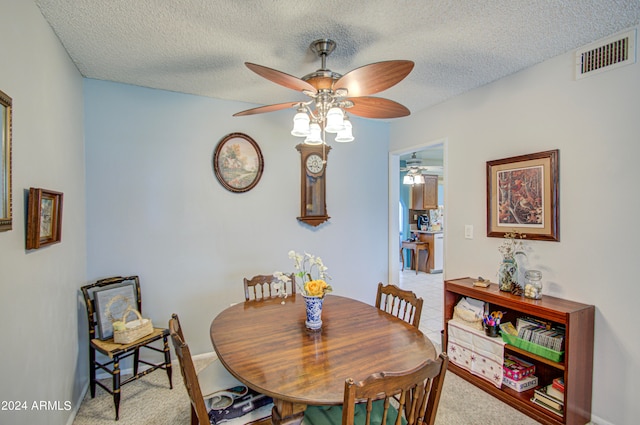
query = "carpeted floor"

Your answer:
(72, 355), (540, 425)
